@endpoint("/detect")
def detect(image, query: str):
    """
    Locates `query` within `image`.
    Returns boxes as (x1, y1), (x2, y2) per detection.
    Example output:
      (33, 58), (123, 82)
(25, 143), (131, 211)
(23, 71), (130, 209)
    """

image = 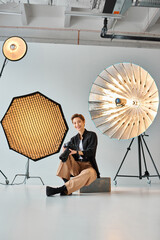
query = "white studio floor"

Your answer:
(0, 182), (160, 240)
